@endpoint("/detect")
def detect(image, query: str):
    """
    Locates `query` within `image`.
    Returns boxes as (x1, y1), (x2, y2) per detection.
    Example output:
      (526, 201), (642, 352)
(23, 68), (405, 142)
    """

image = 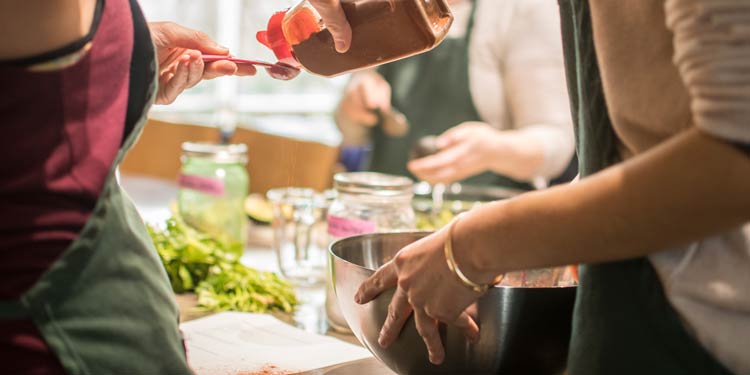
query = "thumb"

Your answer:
(150, 22), (229, 55)
(355, 260), (398, 304)
(436, 130), (459, 149)
(436, 123), (473, 149)
(309, 0), (352, 52)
